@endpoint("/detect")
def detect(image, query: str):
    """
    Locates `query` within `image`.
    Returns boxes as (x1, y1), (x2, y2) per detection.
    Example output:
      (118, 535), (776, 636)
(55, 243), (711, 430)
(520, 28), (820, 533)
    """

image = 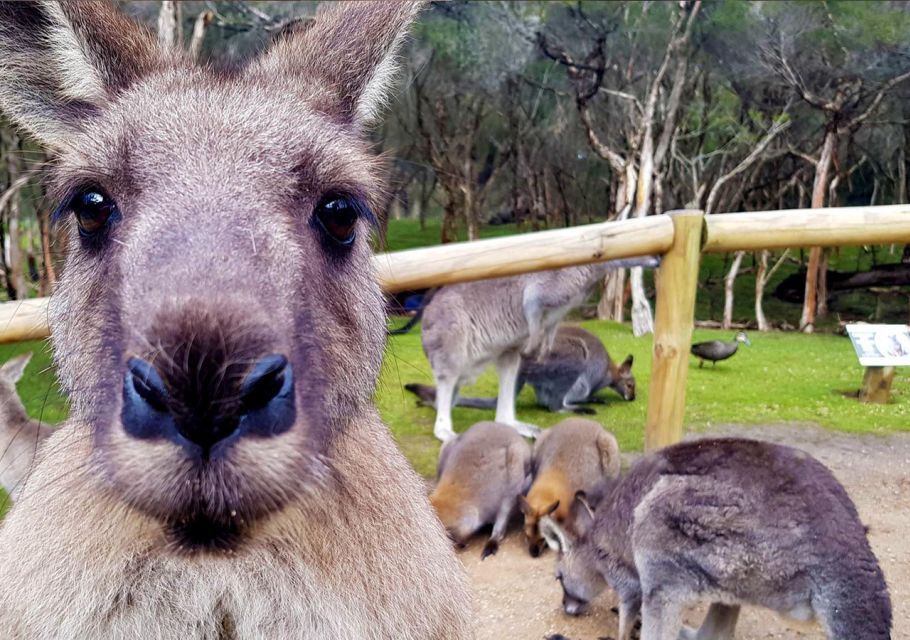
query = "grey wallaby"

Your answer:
(541, 438), (891, 640)
(407, 324), (636, 415)
(419, 258), (658, 441)
(518, 418), (620, 558)
(429, 420), (532, 560)
(0, 353), (54, 501)
(0, 1), (472, 637)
